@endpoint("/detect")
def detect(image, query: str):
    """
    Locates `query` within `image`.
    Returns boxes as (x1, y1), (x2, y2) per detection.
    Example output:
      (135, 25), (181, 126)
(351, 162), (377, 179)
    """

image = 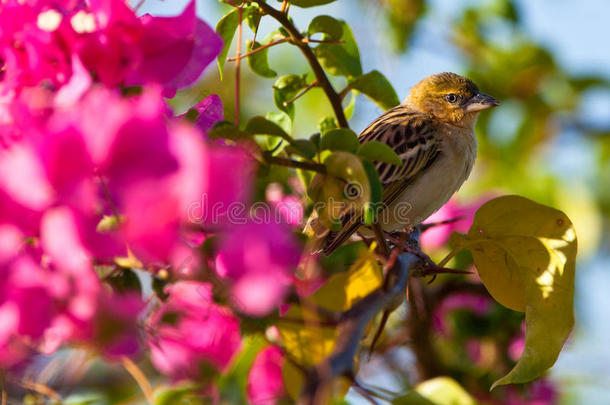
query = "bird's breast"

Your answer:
(380, 128), (477, 232)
